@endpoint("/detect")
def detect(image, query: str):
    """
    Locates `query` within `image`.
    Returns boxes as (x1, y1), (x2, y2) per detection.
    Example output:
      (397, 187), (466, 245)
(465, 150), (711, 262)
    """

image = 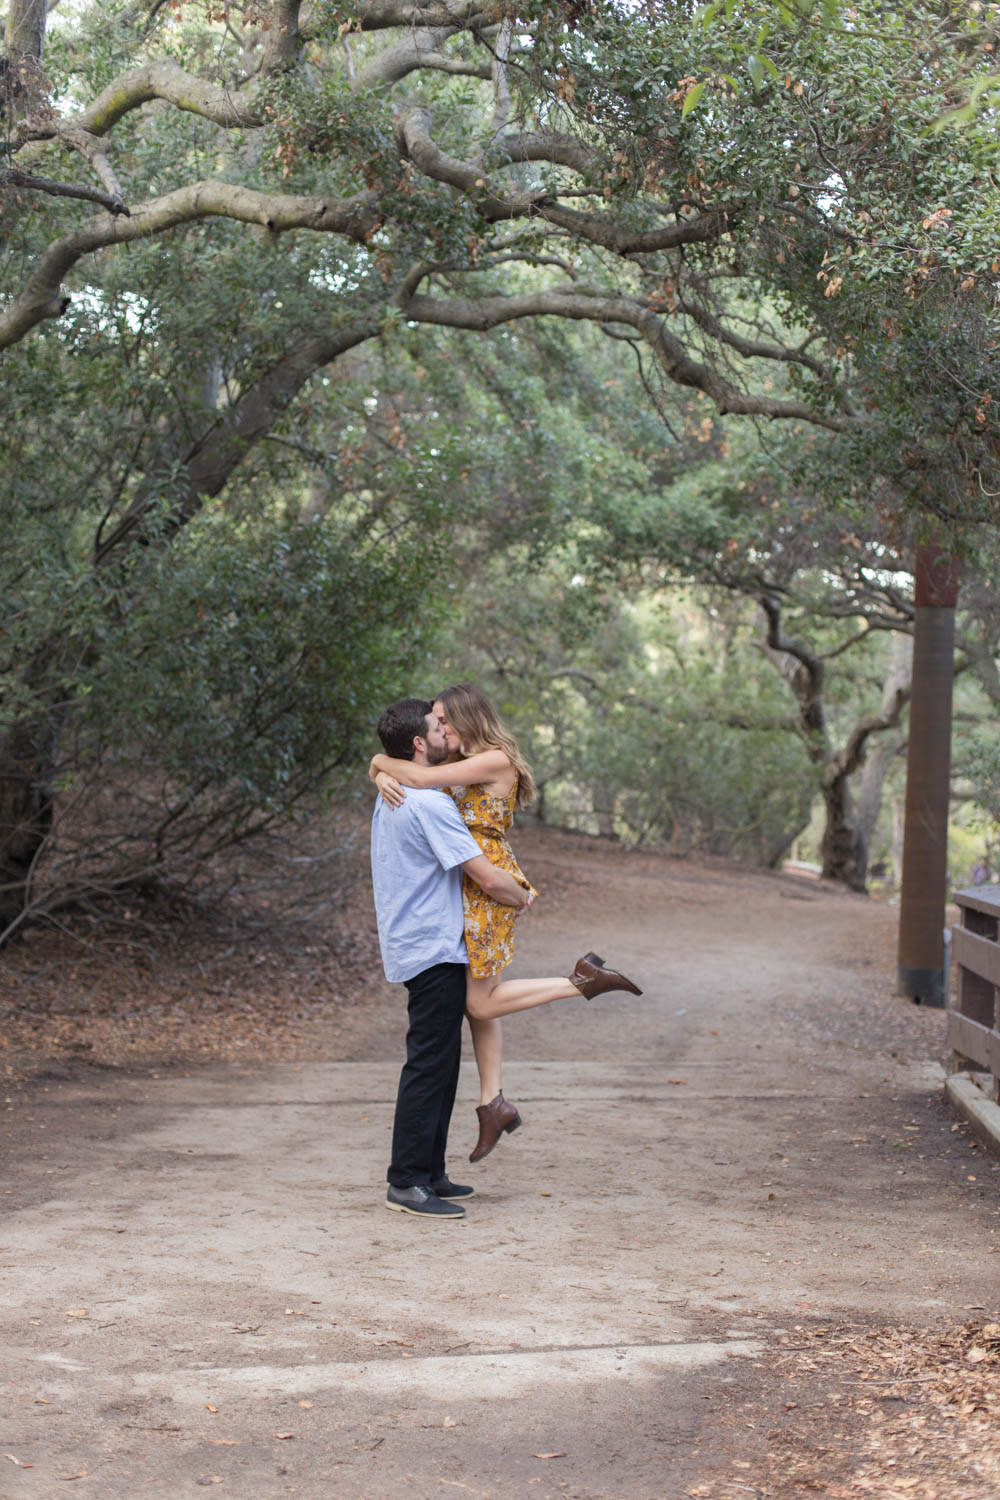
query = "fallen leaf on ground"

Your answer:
(206, 1403), (218, 1411)
(297, 1400), (314, 1409)
(532, 1452), (566, 1459)
(274, 1432), (294, 1439)
(65, 1309), (89, 1318)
